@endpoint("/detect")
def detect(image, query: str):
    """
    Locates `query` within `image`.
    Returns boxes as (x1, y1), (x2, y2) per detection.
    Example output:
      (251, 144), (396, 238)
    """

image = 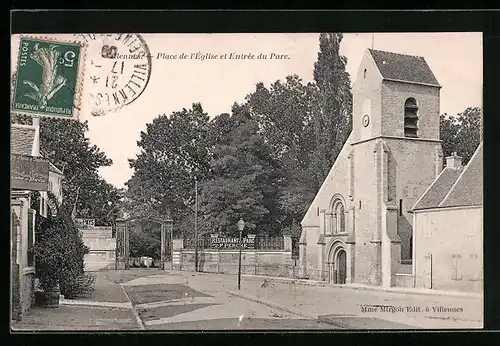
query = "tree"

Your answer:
(310, 33), (353, 186)
(199, 104), (281, 236)
(32, 214), (89, 297)
(246, 76), (319, 227)
(11, 114), (121, 225)
(440, 107), (482, 165)
(38, 118), (116, 219)
(128, 220), (161, 259)
(126, 103), (212, 233)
